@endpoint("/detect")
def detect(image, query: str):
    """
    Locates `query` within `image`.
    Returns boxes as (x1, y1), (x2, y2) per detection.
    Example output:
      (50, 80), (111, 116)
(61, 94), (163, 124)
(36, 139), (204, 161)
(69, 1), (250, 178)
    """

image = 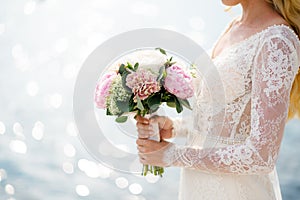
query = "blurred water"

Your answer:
(0, 0), (299, 199)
